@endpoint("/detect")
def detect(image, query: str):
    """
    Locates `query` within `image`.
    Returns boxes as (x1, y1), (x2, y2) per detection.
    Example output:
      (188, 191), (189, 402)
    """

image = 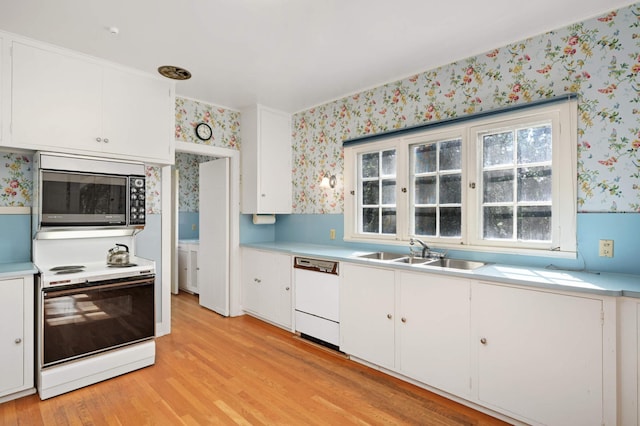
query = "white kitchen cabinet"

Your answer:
(178, 242), (199, 294)
(10, 39), (174, 164)
(617, 297), (640, 425)
(472, 282), (604, 426)
(340, 263), (396, 369)
(0, 275), (34, 402)
(0, 35), (7, 145)
(240, 105), (292, 214)
(397, 271), (470, 397)
(241, 248), (292, 328)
